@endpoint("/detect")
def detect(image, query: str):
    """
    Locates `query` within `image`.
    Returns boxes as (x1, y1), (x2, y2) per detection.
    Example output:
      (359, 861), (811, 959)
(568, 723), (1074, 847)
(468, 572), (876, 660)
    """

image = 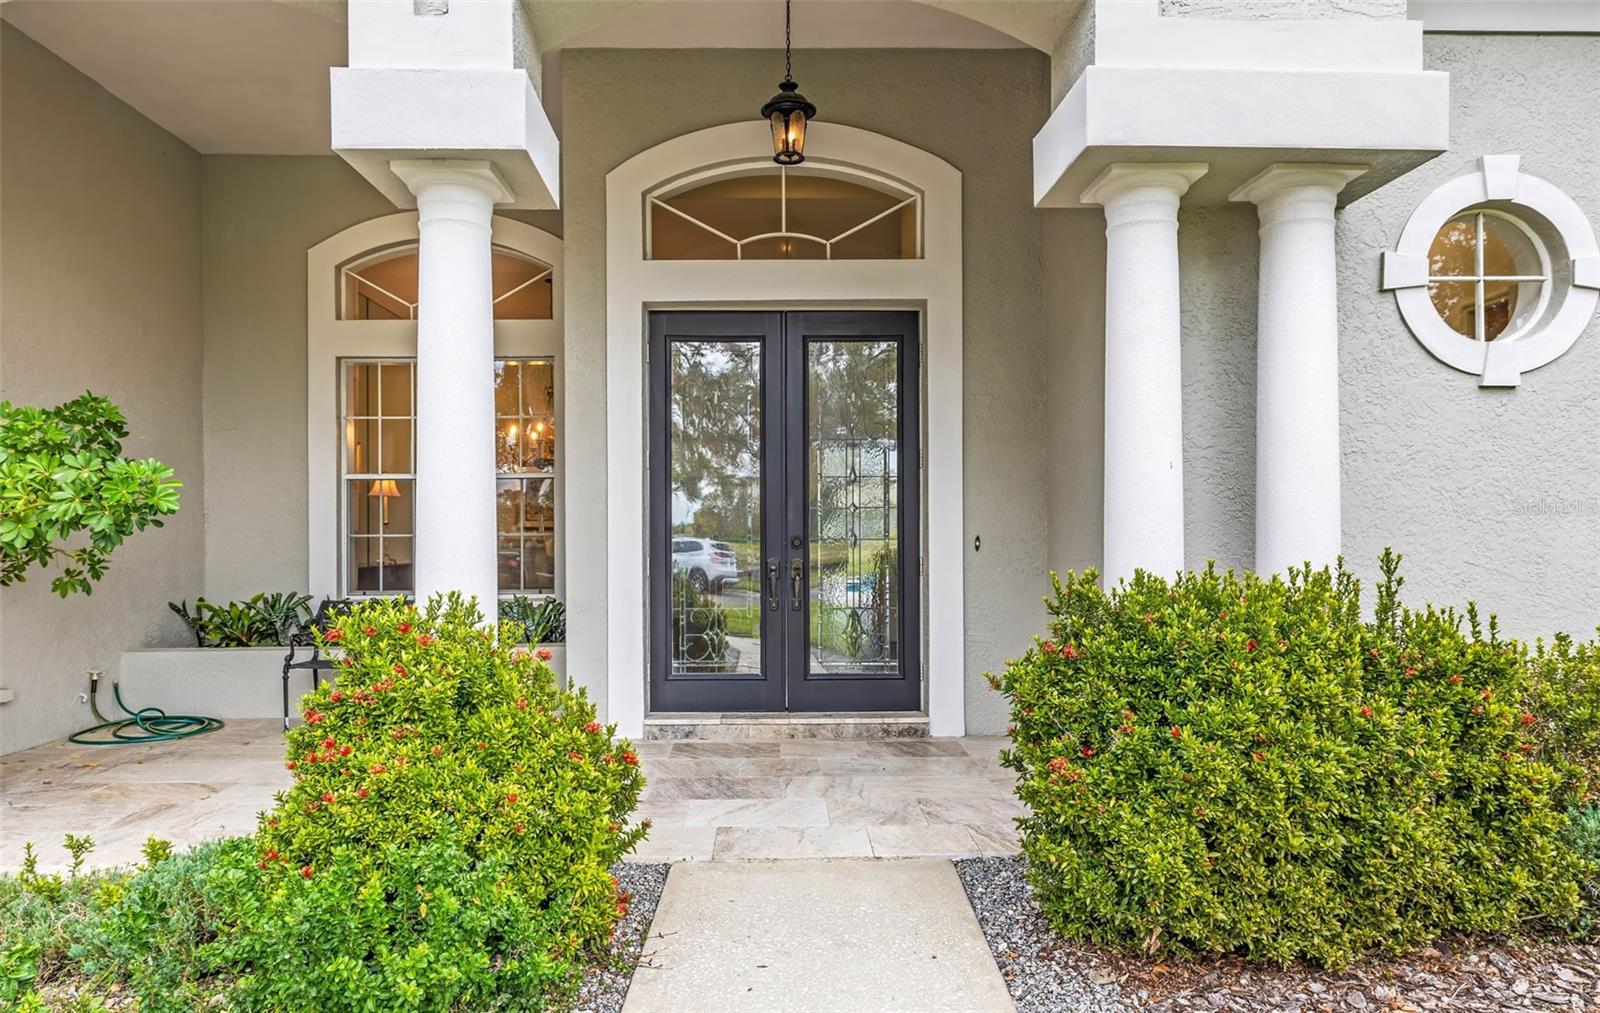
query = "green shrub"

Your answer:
(1564, 804), (1600, 939)
(0, 392), (181, 596)
(72, 837), (251, 1011)
(0, 840), (125, 1005)
(205, 829), (572, 1011)
(251, 593), (645, 1003)
(997, 552), (1581, 966)
(1526, 630), (1600, 802)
